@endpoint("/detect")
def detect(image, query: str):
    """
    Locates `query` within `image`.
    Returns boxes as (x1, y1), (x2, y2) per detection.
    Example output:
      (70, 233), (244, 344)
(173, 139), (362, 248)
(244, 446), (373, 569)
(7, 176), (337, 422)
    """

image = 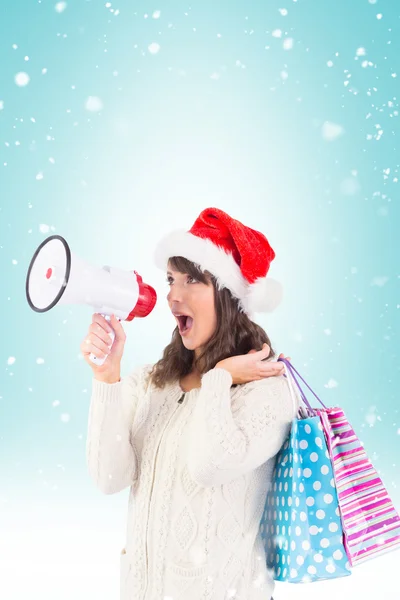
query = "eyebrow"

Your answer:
(167, 271), (187, 276)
